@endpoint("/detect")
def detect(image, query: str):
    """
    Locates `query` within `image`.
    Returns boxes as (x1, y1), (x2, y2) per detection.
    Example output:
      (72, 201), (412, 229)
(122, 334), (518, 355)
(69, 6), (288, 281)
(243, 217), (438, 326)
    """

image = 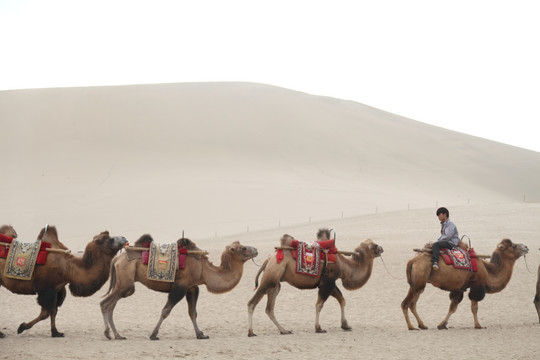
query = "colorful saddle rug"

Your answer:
(138, 242), (188, 270)
(276, 239), (338, 277)
(296, 241), (321, 277)
(147, 242), (178, 282)
(441, 247), (478, 272)
(3, 239), (42, 280)
(1, 234), (51, 272)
